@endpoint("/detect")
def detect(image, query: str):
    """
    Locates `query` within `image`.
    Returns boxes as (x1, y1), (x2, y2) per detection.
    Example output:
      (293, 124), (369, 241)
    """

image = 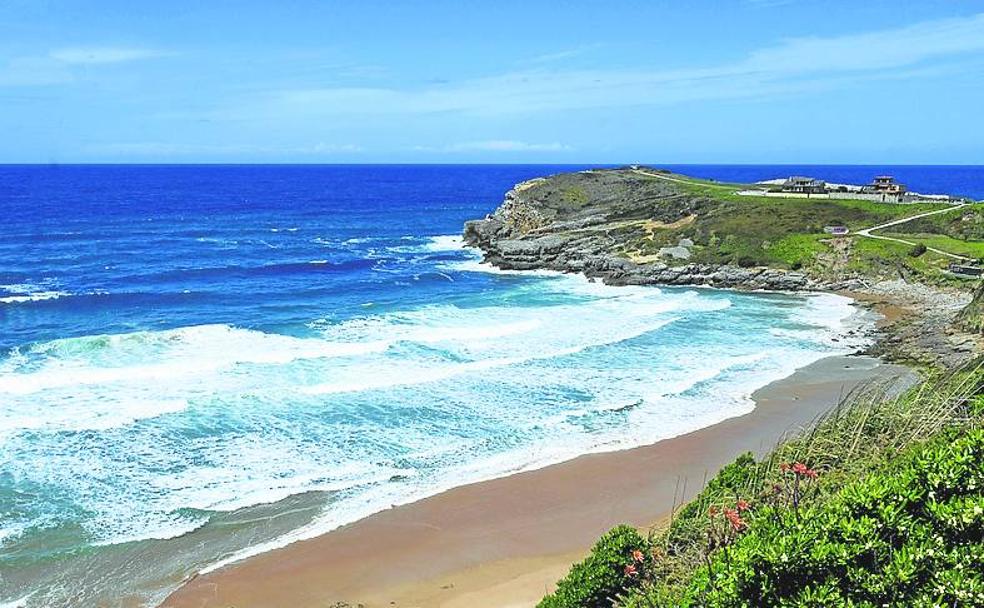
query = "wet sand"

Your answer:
(161, 355), (913, 608)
